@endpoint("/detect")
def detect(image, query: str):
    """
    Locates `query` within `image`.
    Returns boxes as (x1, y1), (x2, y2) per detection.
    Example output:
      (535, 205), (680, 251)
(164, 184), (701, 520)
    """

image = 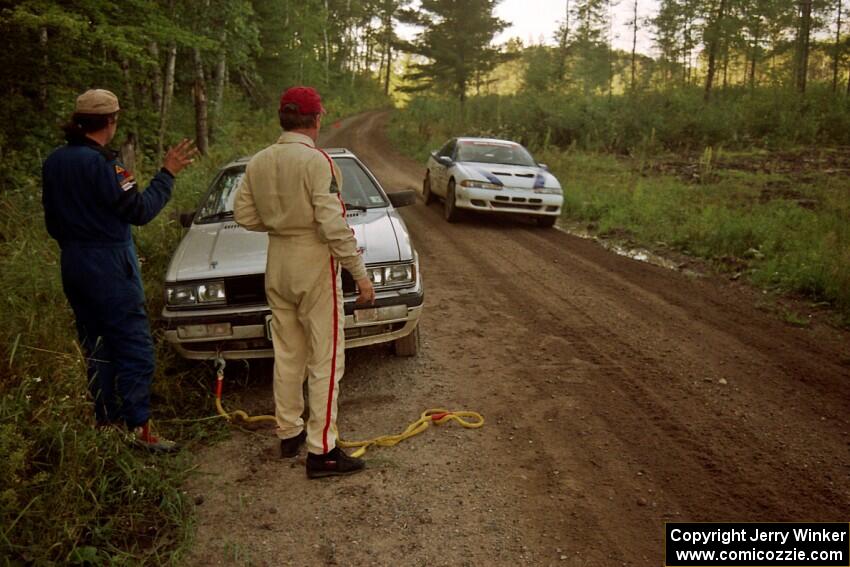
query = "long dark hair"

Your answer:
(61, 112), (117, 143)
